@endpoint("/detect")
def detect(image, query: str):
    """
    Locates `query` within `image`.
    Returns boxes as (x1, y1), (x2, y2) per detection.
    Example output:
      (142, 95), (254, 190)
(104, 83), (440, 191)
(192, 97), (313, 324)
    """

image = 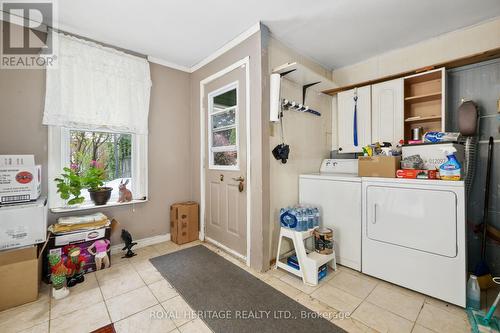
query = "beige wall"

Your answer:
(332, 17), (500, 86)
(265, 36), (333, 262)
(0, 50), (192, 244)
(189, 30), (270, 271)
